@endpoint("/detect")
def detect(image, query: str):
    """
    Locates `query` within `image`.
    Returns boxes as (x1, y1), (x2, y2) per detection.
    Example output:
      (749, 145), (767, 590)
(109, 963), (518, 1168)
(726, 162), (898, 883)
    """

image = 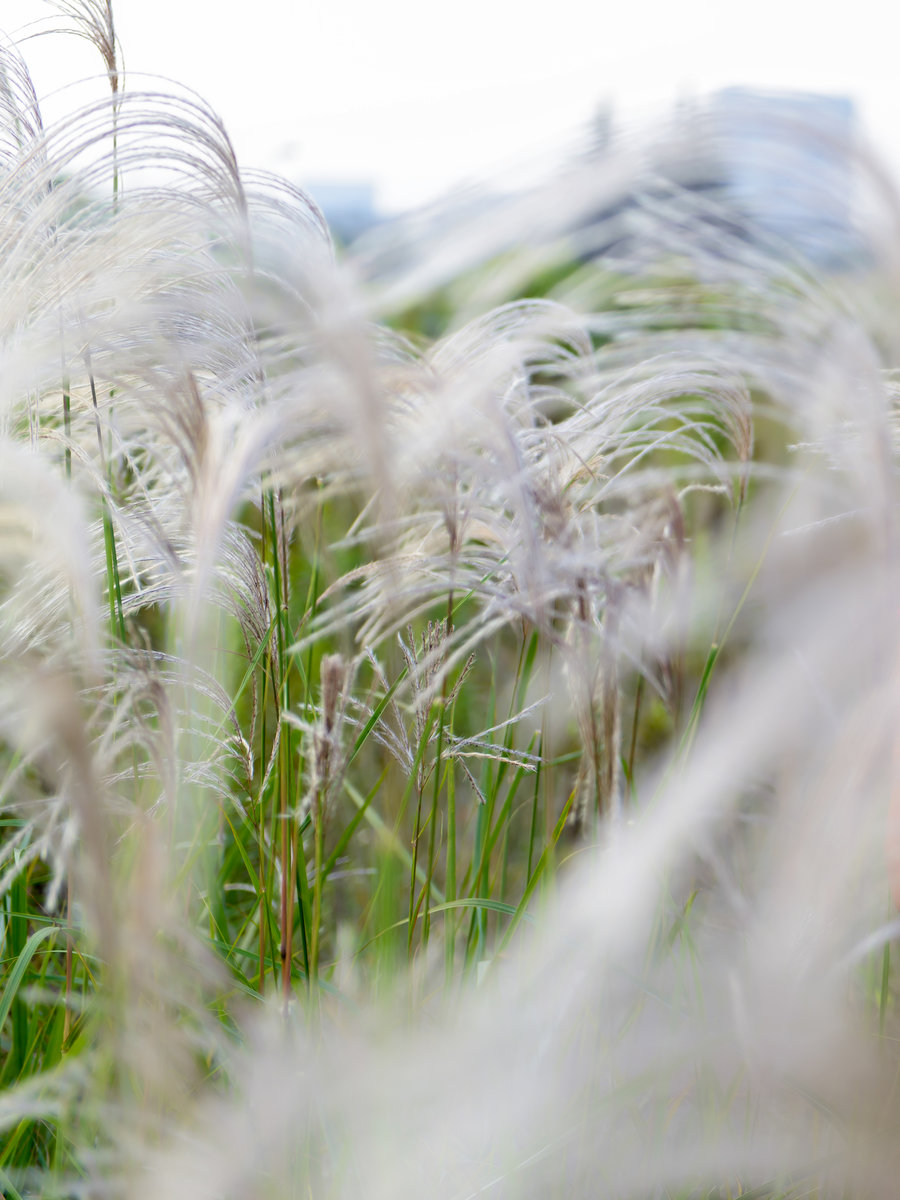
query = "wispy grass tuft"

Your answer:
(1, 9), (900, 1198)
